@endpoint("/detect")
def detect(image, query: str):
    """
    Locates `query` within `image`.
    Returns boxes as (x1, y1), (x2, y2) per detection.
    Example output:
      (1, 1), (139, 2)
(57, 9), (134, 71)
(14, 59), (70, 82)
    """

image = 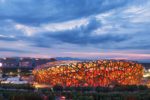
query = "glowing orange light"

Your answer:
(33, 60), (143, 87)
